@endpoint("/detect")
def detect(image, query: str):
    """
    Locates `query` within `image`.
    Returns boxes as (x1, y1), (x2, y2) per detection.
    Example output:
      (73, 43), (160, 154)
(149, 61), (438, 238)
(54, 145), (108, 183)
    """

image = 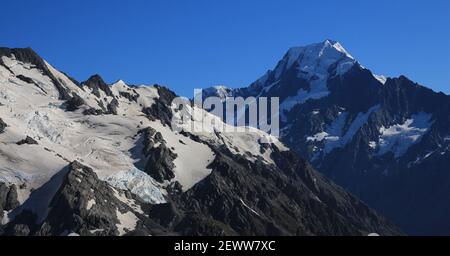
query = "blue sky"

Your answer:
(1, 0), (449, 96)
